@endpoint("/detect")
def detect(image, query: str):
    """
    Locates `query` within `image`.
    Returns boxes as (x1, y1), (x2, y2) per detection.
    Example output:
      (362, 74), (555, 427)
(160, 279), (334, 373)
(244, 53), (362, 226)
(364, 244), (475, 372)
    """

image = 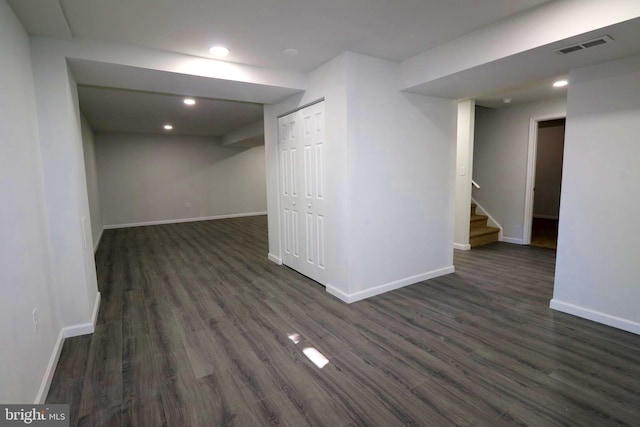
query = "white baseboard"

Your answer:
(327, 265), (455, 304)
(90, 291), (101, 328)
(62, 322), (94, 339)
(454, 243), (471, 251)
(550, 299), (640, 335)
(93, 226), (104, 253)
(500, 236), (525, 244)
(104, 211), (268, 229)
(34, 329), (65, 404)
(35, 292), (101, 403)
(326, 286), (351, 303)
(267, 253), (283, 265)
(65, 292), (101, 338)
